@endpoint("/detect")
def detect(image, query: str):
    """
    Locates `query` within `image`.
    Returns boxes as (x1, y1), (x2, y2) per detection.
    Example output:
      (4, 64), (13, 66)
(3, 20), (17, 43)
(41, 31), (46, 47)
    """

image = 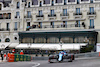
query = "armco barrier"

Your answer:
(75, 52), (99, 58)
(14, 54), (31, 62)
(7, 54), (31, 62)
(31, 52), (100, 60)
